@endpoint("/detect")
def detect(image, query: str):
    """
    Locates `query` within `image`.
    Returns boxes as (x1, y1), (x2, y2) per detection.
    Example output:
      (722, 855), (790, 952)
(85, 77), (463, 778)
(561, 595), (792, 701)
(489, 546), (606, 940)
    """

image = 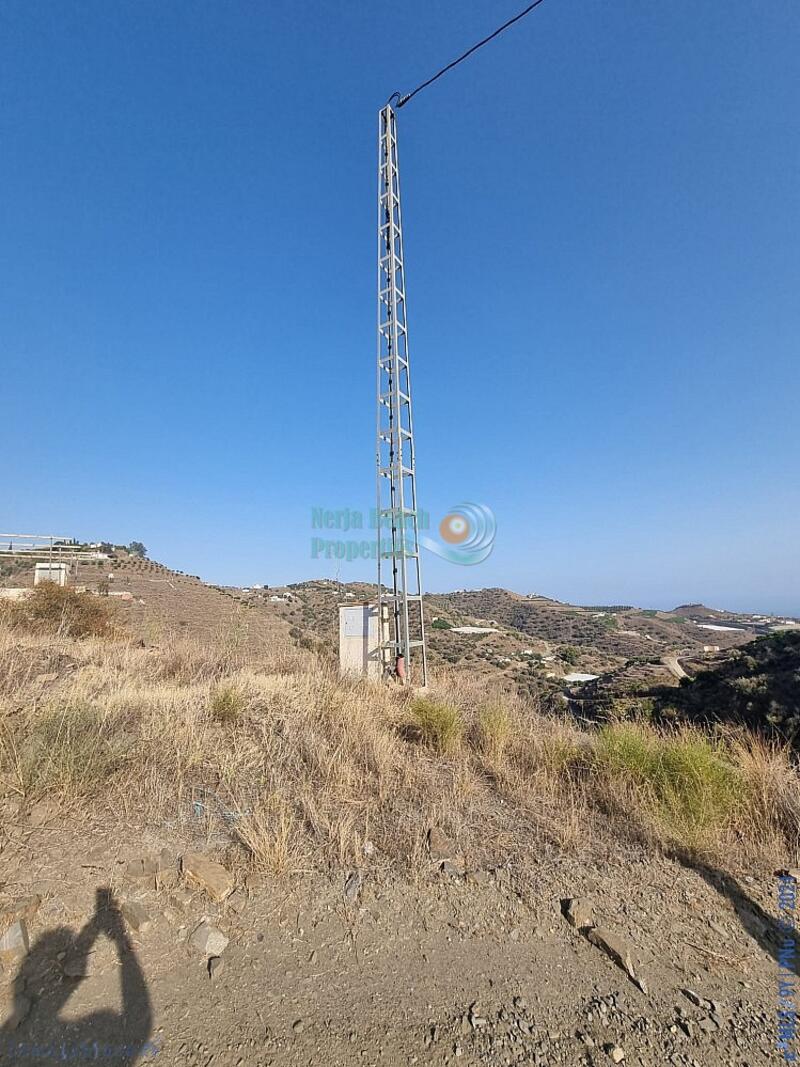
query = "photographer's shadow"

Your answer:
(0, 887), (156, 1064)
